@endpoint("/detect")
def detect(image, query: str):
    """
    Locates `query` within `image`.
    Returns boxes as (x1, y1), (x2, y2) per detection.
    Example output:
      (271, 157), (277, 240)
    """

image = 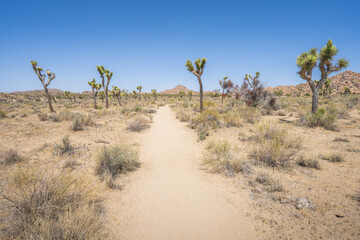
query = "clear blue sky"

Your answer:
(1, 0), (359, 93)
